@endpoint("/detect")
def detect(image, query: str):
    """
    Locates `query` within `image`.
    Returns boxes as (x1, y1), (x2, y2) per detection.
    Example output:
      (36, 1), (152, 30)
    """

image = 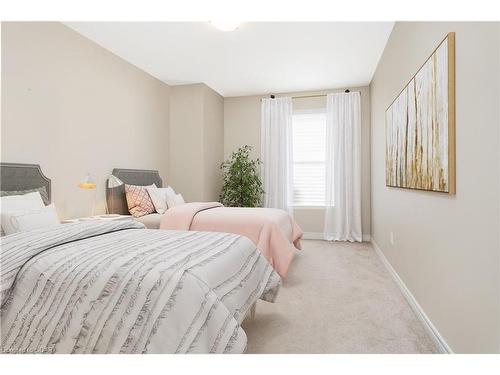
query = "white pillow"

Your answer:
(9, 203), (60, 233)
(146, 185), (176, 214)
(166, 193), (185, 208)
(1, 192), (46, 235)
